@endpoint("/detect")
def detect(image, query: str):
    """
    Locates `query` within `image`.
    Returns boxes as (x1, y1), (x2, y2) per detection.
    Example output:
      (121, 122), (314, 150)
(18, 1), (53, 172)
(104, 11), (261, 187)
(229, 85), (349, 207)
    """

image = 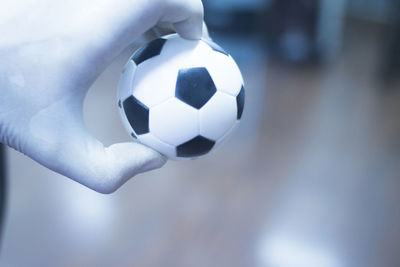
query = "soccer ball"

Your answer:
(117, 34), (245, 160)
